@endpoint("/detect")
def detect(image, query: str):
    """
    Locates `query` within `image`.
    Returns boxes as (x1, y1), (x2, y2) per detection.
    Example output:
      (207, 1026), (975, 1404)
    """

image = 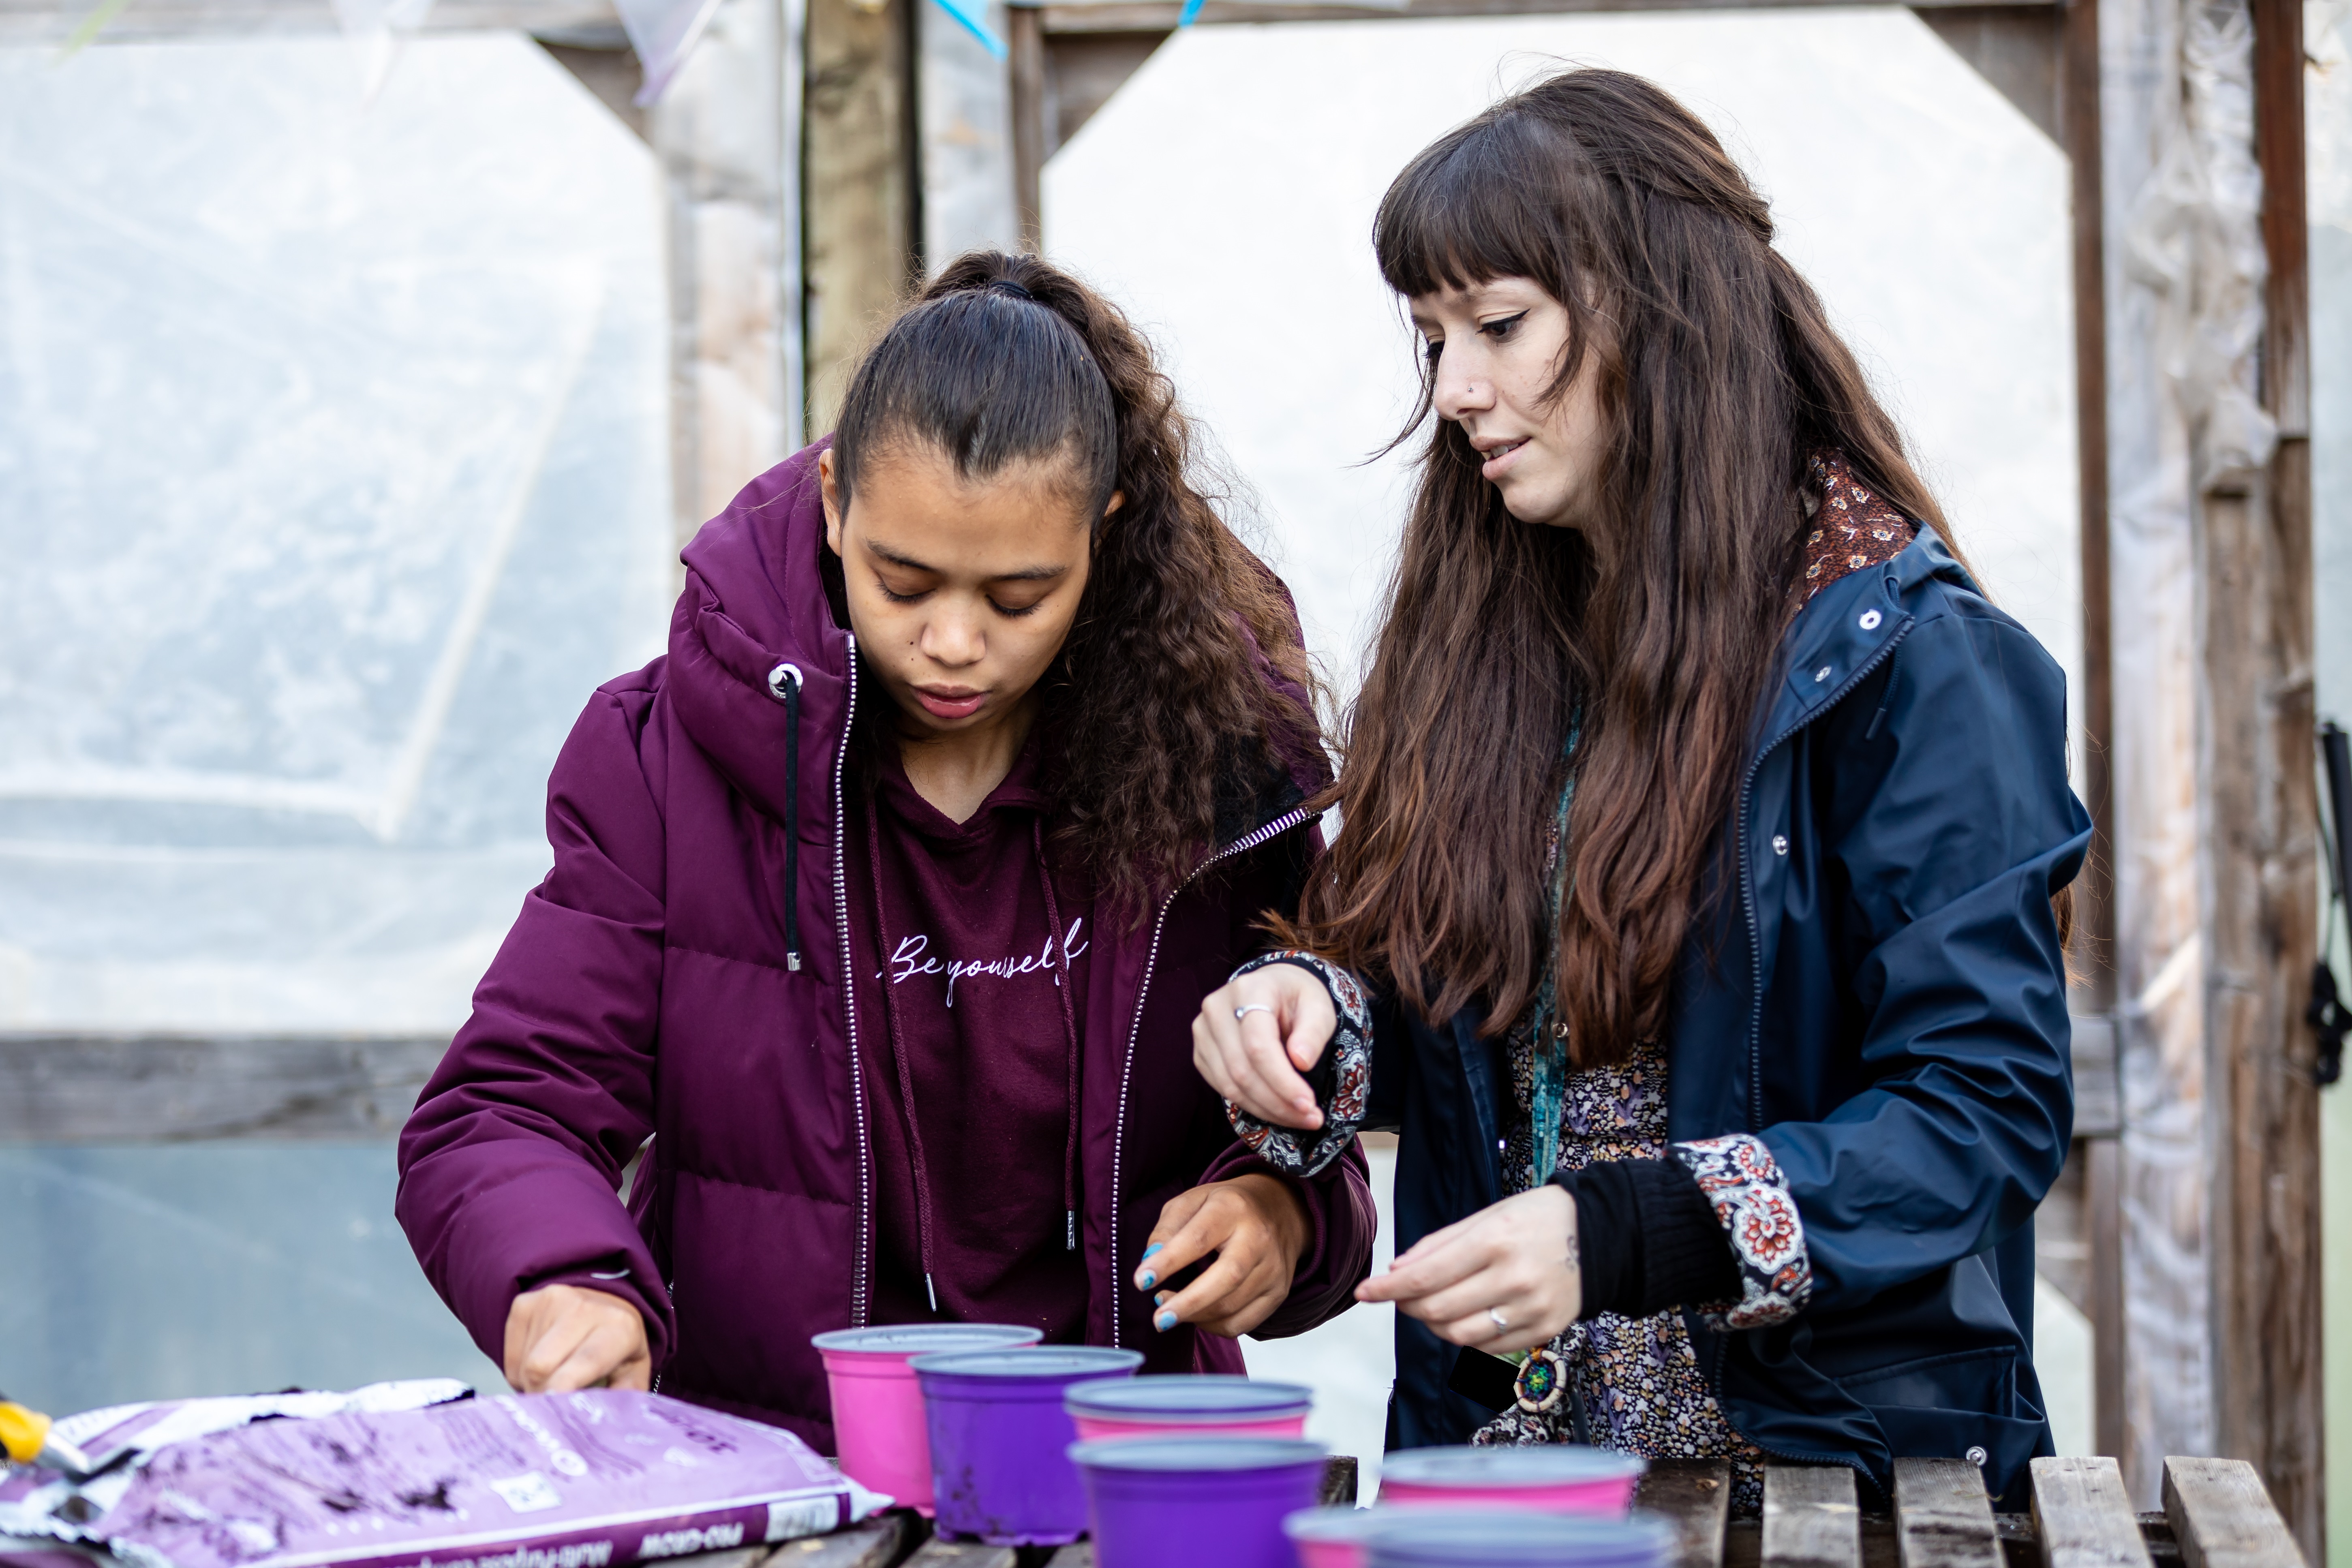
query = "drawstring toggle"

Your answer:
(769, 662), (804, 971)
